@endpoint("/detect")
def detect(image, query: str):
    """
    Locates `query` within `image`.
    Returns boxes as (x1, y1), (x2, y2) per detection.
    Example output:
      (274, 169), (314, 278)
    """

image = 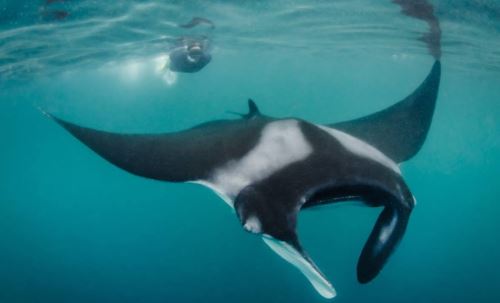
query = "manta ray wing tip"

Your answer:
(37, 106), (53, 119)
